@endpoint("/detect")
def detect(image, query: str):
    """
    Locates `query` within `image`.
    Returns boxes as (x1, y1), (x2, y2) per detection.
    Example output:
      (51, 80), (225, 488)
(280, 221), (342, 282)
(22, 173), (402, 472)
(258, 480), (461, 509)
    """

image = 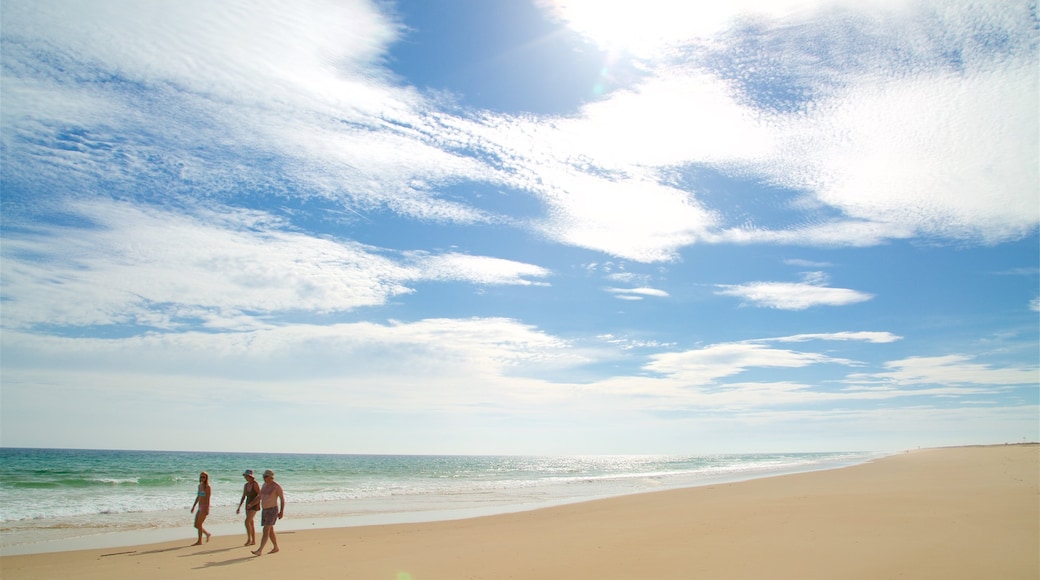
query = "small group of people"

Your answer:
(190, 468), (285, 556)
